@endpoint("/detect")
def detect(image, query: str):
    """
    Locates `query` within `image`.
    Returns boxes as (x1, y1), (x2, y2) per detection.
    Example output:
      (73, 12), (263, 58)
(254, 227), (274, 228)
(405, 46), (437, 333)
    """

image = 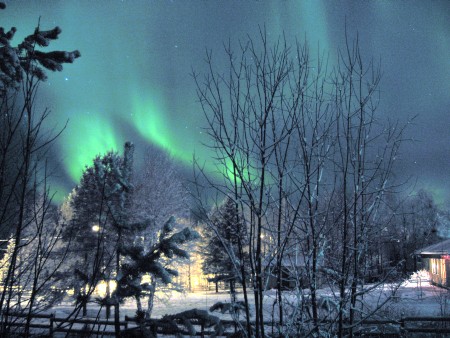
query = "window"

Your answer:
(431, 259), (438, 275)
